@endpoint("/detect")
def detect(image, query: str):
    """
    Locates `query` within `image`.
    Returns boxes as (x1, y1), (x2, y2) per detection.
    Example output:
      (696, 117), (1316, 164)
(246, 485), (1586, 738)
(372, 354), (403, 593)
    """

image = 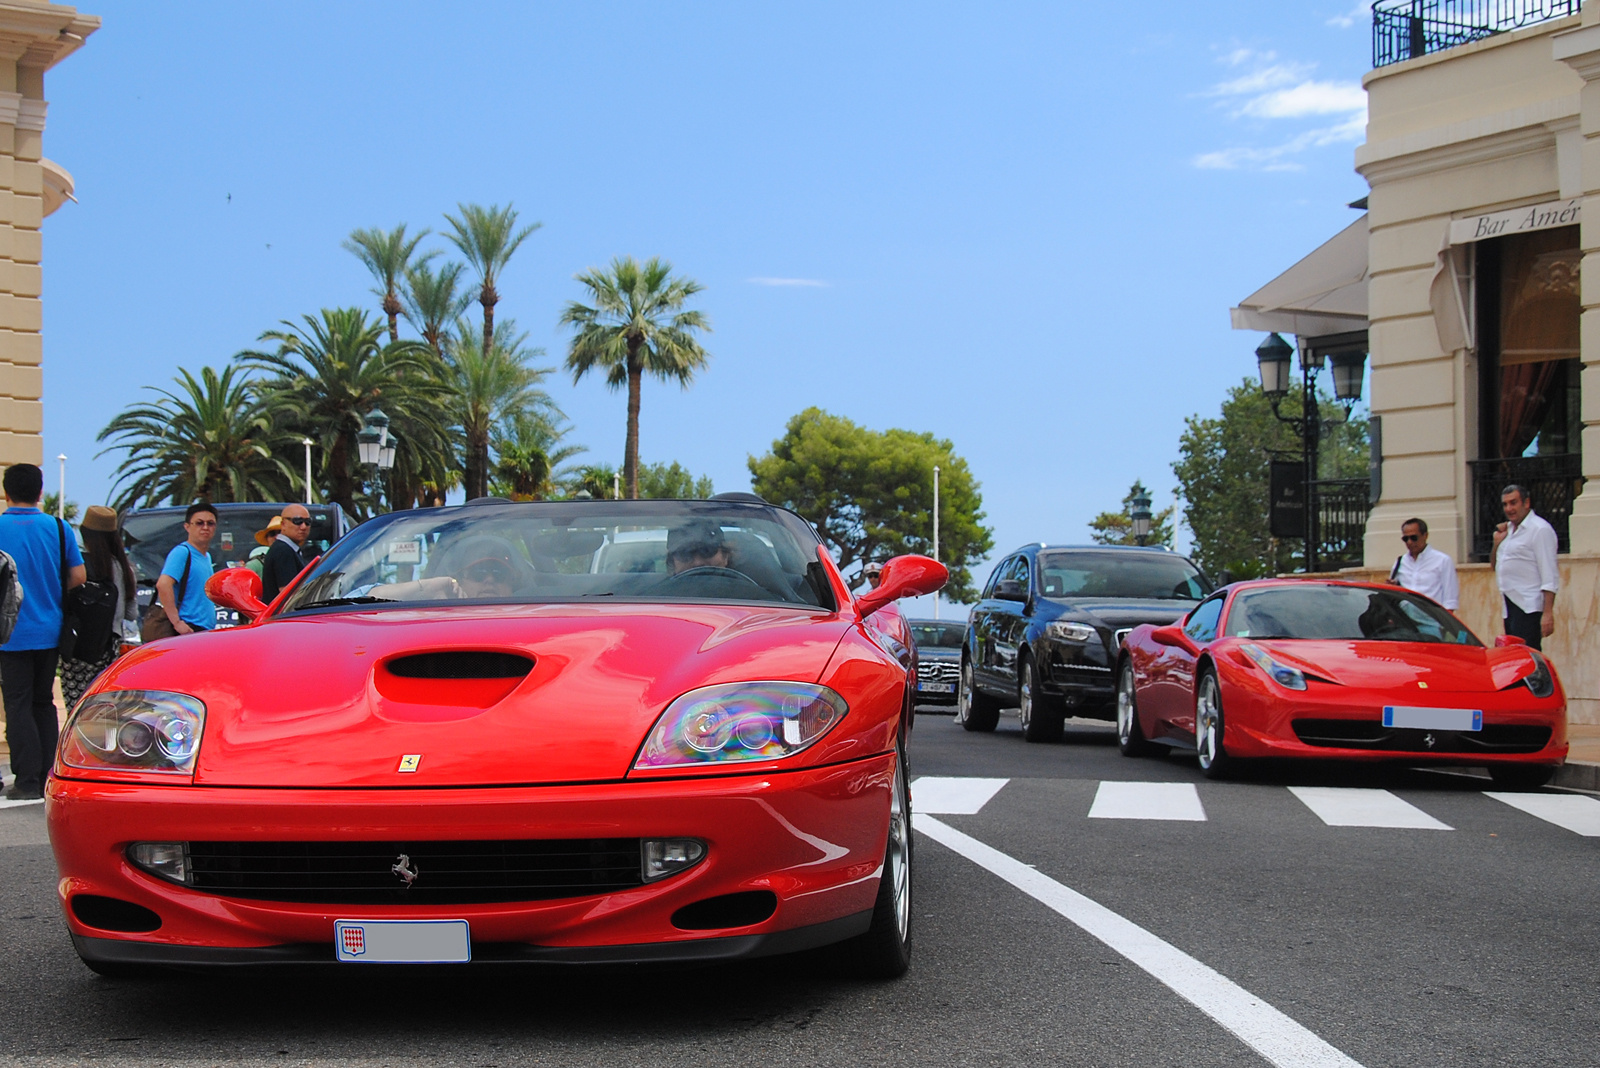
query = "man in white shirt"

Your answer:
(1390, 518), (1459, 610)
(1491, 483), (1560, 650)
